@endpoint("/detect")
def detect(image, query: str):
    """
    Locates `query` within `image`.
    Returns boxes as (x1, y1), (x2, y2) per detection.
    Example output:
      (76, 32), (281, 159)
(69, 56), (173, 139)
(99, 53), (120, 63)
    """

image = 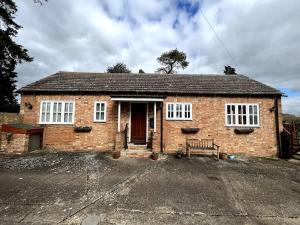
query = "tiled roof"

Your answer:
(19, 72), (282, 96)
